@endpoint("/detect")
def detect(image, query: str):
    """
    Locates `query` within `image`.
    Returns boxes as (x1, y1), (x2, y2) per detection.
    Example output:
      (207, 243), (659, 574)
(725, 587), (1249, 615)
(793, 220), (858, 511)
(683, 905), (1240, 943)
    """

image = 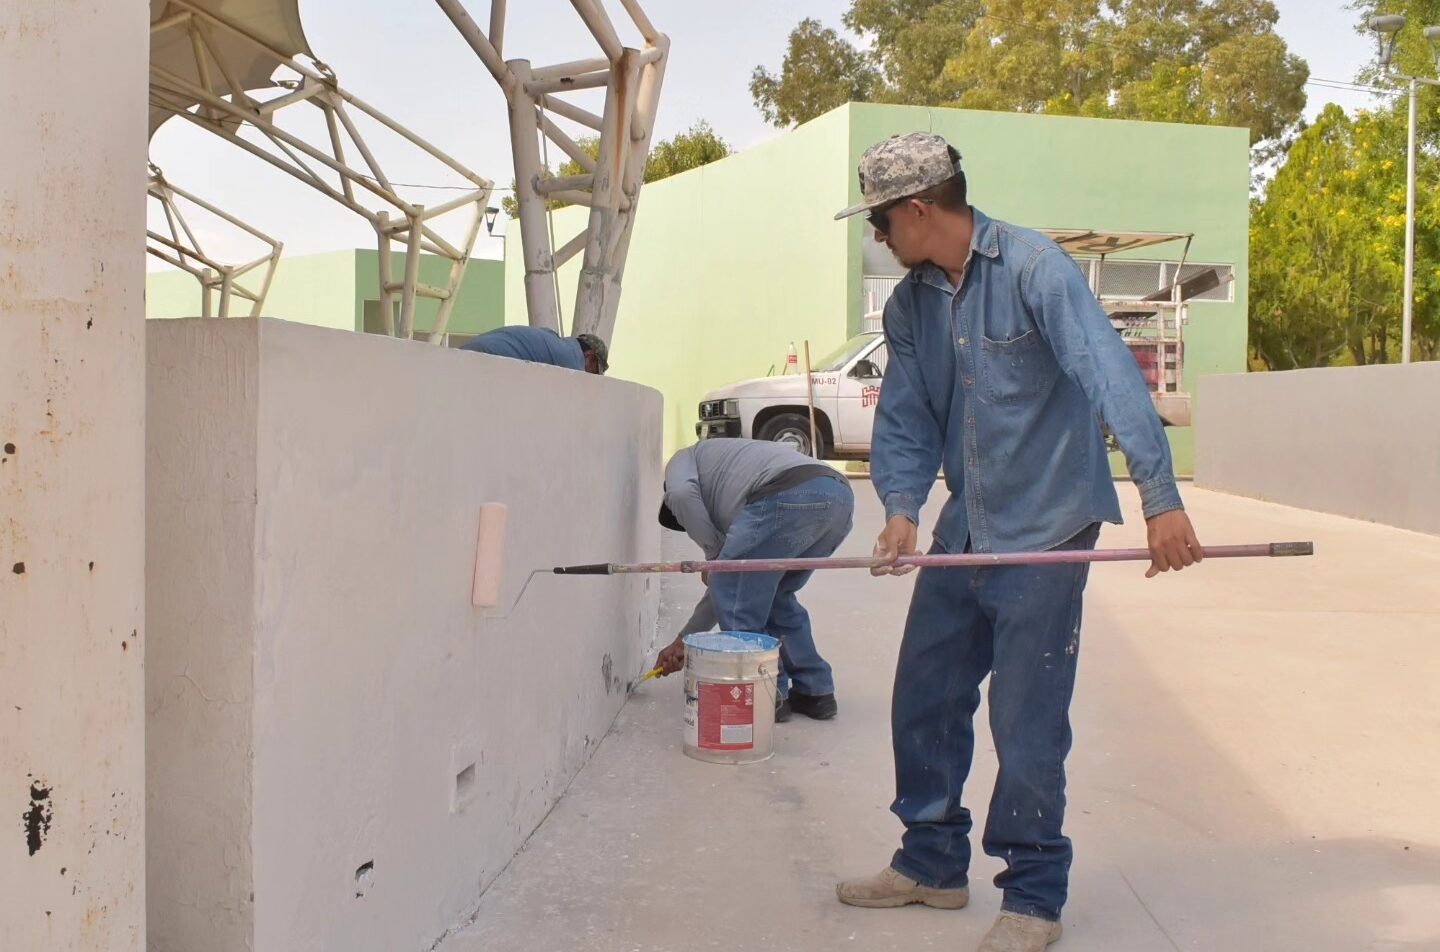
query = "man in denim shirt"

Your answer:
(461, 325), (608, 374)
(833, 133), (1203, 951)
